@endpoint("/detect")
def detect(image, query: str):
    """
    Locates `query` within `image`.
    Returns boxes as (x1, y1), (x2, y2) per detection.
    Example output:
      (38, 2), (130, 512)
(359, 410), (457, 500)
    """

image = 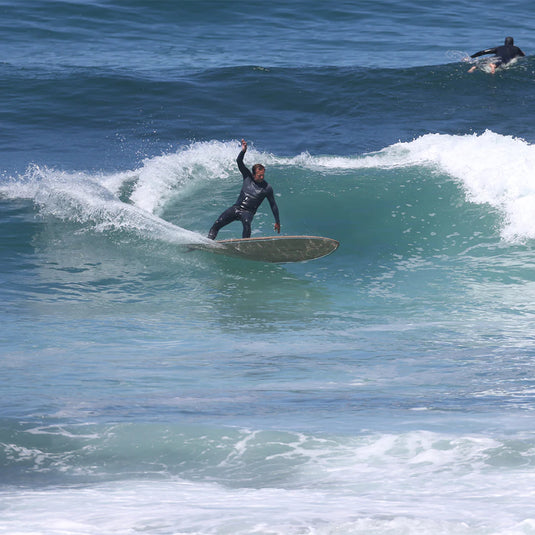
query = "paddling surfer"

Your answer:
(208, 139), (281, 239)
(468, 37), (525, 74)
